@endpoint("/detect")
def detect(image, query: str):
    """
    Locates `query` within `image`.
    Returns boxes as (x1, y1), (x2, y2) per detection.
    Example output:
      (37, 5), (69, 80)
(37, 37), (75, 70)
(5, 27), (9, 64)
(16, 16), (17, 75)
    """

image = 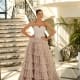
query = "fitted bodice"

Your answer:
(33, 26), (46, 38)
